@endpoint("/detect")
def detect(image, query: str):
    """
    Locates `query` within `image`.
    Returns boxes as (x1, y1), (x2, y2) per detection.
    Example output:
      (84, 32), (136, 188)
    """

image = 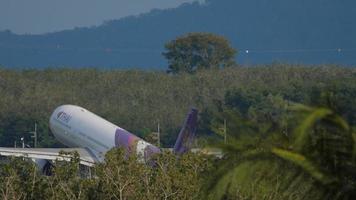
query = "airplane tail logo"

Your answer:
(173, 108), (198, 155)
